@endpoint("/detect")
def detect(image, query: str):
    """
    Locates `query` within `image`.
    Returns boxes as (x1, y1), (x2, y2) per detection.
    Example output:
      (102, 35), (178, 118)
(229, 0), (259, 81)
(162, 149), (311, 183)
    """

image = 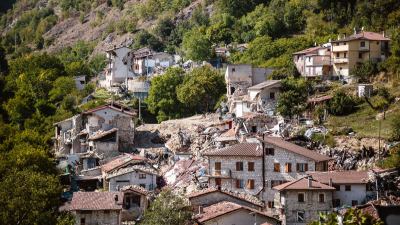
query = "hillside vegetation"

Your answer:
(0, 0), (400, 225)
